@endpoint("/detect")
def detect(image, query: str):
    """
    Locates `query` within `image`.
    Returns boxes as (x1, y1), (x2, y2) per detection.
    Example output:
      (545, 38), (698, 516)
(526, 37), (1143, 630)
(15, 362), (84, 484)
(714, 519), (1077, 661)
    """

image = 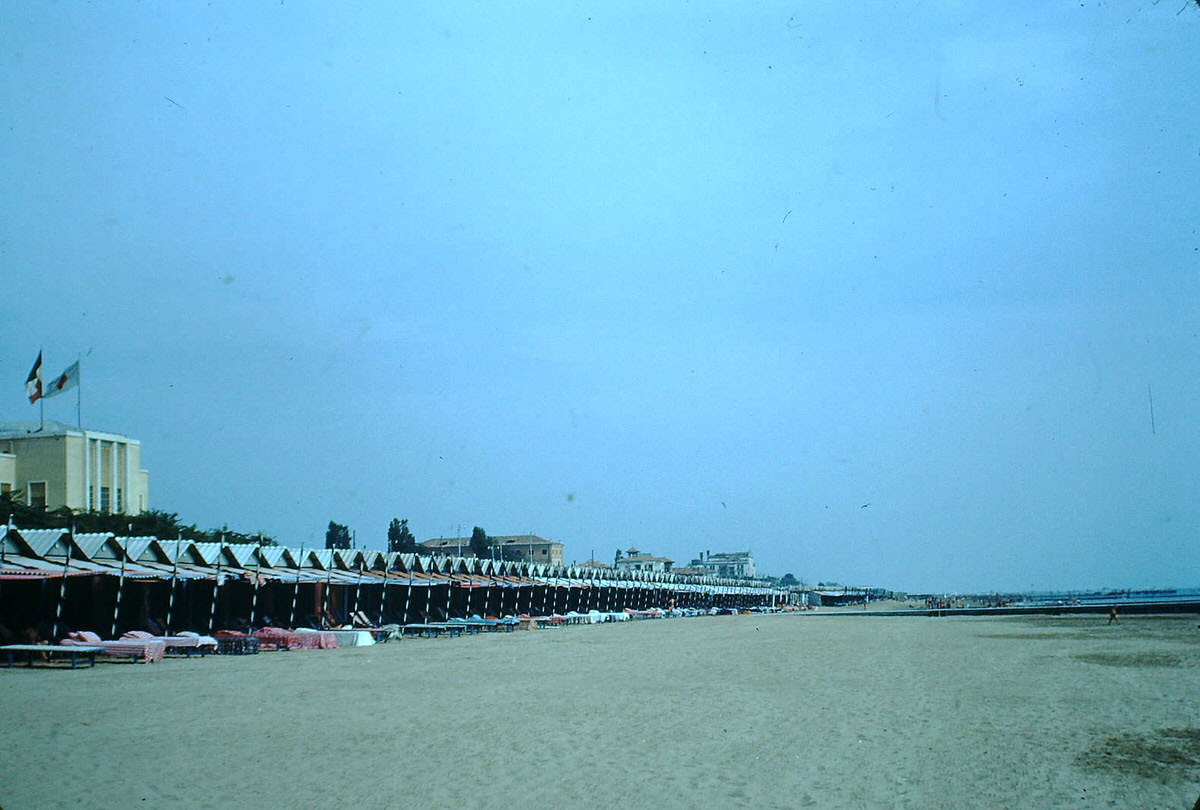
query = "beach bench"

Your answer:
(400, 623), (463, 638)
(61, 633), (165, 664)
(445, 619), (484, 635)
(2, 644), (105, 669)
(215, 635), (260, 655)
(121, 631), (218, 658)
